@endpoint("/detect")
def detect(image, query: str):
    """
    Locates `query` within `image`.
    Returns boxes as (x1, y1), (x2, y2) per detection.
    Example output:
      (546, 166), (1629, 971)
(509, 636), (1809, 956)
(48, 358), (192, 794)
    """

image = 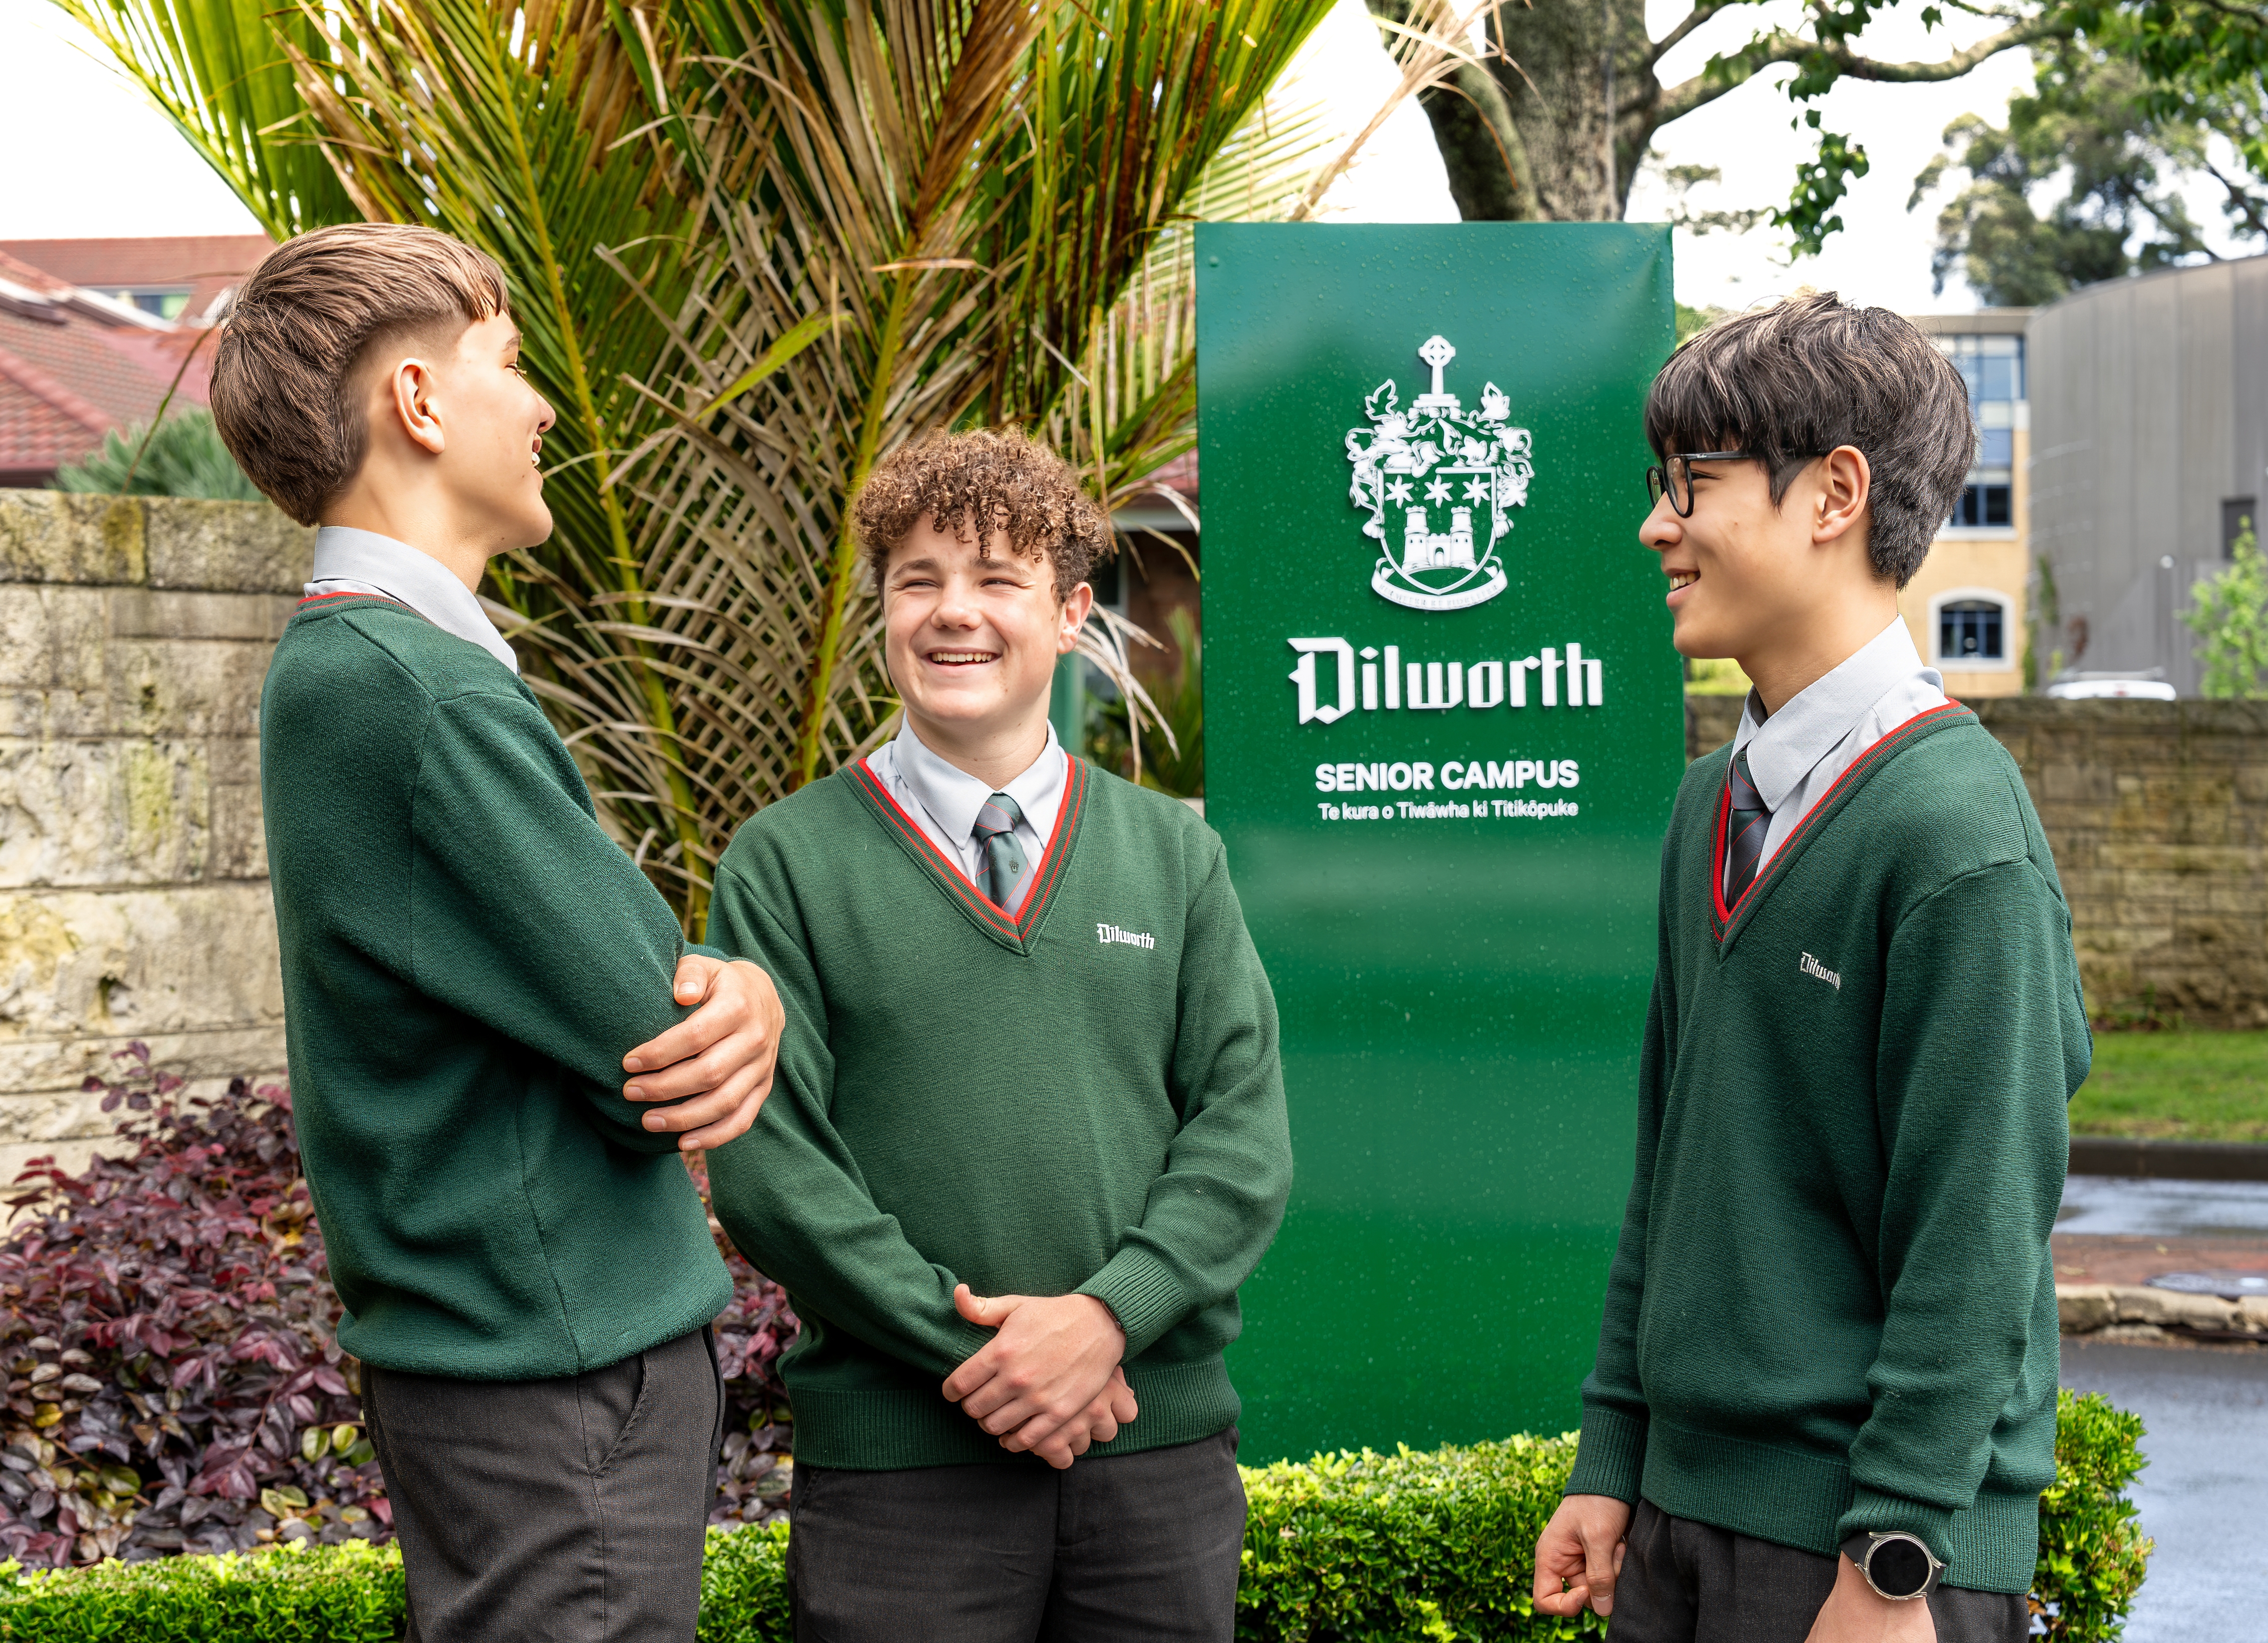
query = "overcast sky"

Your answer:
(0, 0), (2246, 314)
